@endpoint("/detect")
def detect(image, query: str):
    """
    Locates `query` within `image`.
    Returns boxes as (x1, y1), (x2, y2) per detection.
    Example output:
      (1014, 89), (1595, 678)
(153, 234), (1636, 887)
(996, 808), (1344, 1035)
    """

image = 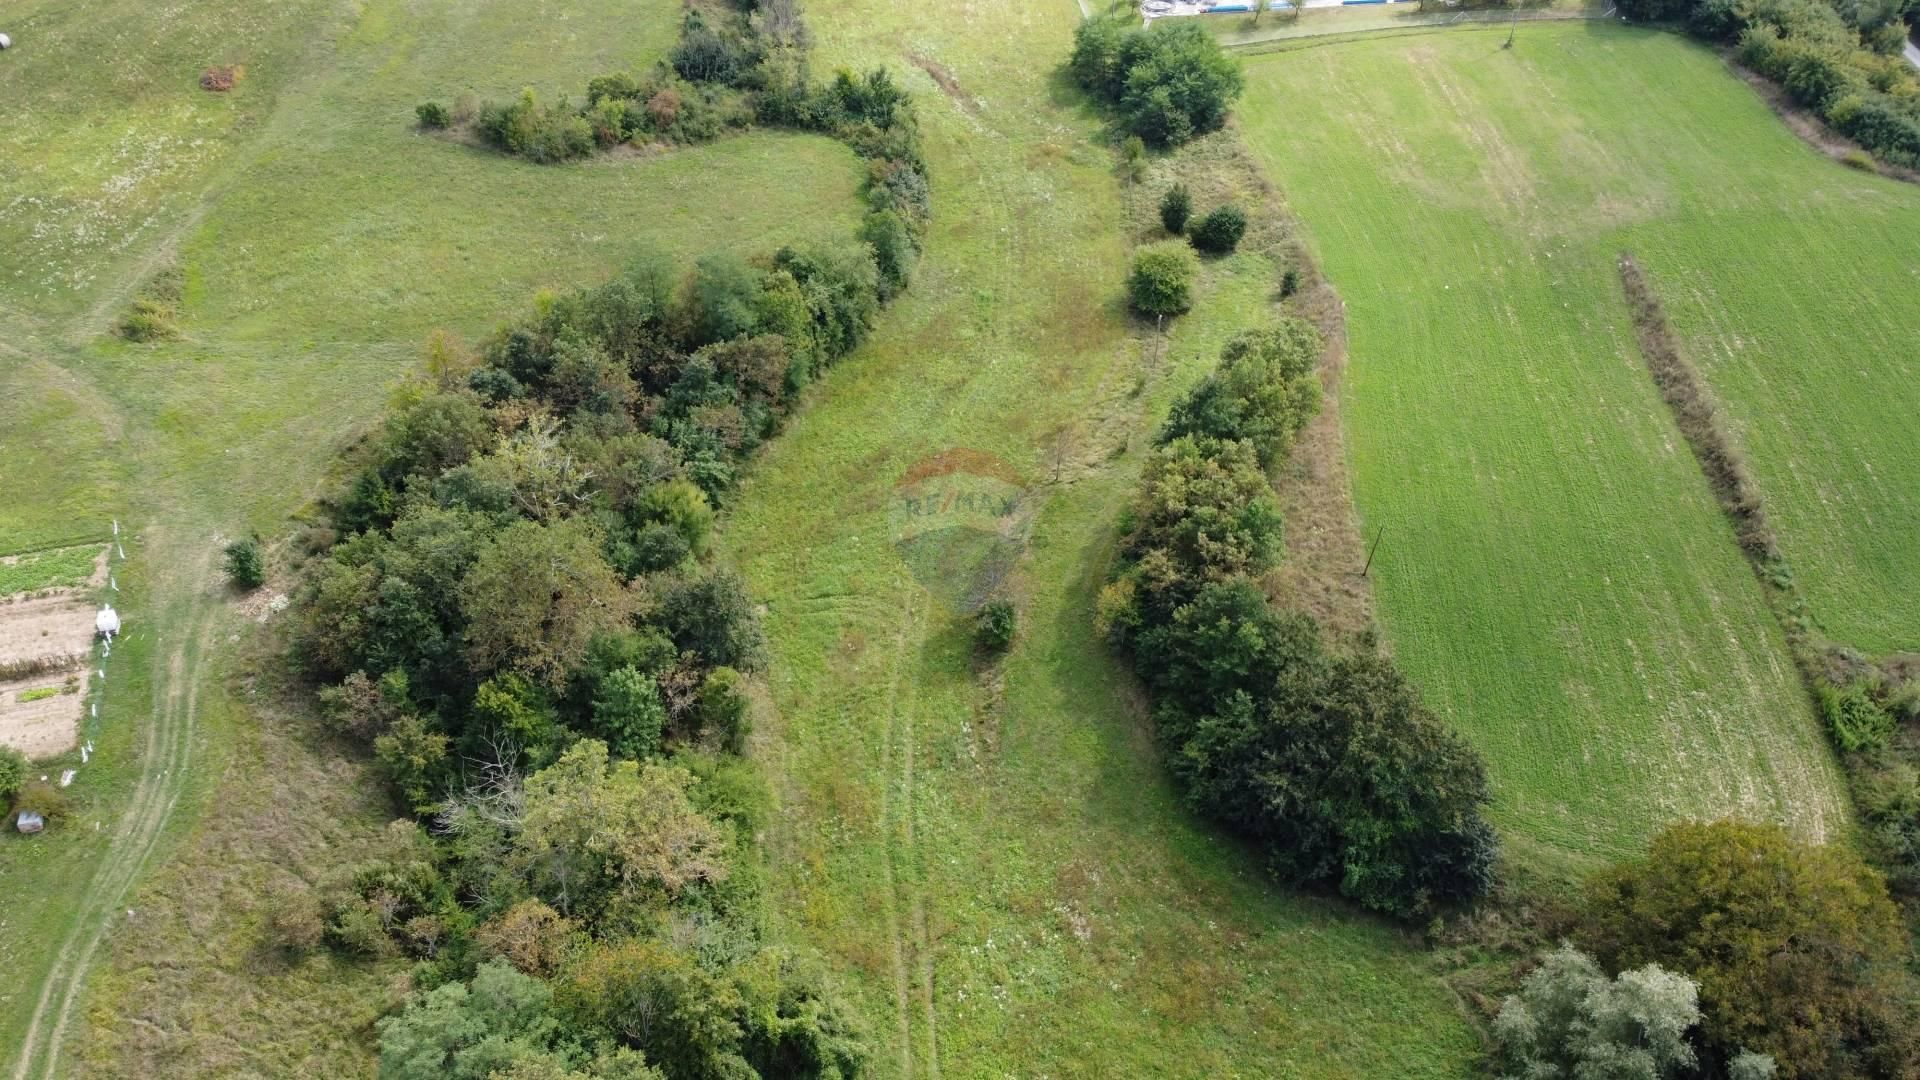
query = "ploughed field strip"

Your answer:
(0, 547), (107, 760)
(1240, 24), (1855, 866)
